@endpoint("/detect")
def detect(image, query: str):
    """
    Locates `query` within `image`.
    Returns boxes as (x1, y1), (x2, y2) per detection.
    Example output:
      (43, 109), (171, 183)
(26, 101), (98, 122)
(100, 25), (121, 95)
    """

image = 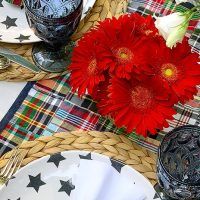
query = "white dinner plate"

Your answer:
(0, 150), (158, 200)
(0, 0), (96, 43)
